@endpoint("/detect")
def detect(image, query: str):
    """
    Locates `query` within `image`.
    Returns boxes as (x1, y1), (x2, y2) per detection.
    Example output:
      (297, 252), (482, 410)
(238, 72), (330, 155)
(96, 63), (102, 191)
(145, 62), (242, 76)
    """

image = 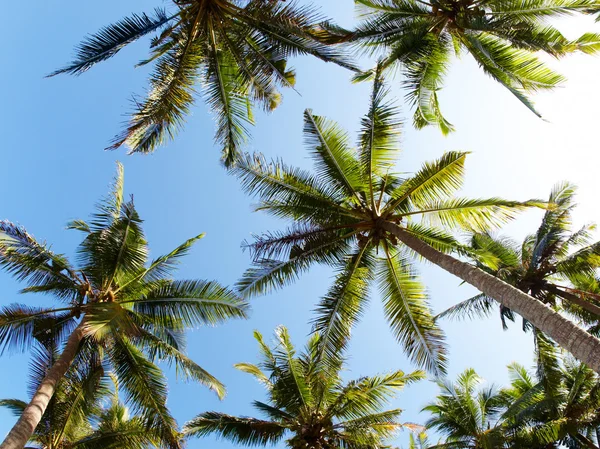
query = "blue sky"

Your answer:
(1, 1), (600, 447)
